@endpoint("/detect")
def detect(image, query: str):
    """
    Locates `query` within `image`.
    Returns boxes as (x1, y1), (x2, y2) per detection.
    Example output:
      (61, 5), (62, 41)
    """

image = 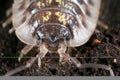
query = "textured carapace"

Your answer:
(12, 0), (101, 54)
